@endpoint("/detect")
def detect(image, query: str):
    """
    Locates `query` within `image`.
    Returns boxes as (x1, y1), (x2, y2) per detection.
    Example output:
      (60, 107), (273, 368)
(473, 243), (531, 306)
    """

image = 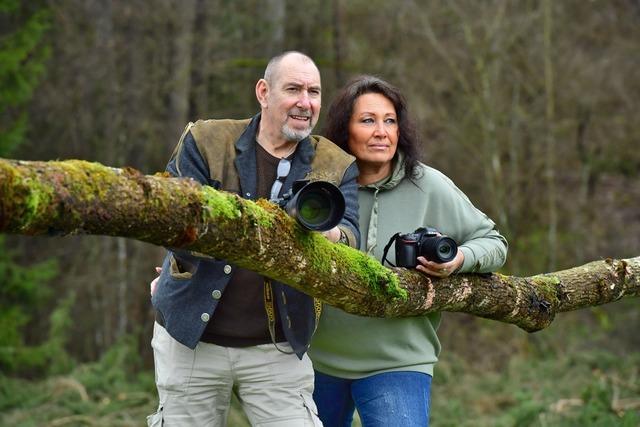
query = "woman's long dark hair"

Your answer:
(322, 75), (421, 180)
